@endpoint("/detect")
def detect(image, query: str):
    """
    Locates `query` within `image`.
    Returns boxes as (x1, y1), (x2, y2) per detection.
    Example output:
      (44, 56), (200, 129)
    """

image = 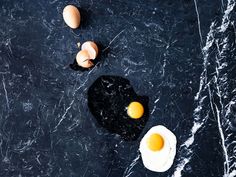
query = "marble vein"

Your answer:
(102, 29), (125, 52)
(2, 75), (10, 110)
(193, 0), (203, 46)
(172, 0), (235, 176)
